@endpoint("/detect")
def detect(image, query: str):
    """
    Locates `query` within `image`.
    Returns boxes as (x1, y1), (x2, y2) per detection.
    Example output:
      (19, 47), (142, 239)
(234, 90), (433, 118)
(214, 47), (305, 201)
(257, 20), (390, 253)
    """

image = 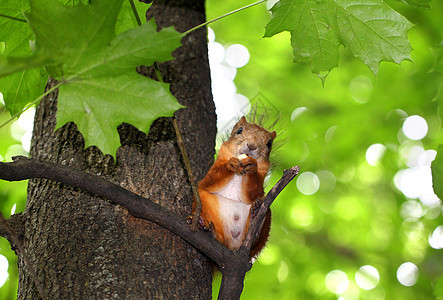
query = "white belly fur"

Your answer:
(215, 175), (251, 250)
